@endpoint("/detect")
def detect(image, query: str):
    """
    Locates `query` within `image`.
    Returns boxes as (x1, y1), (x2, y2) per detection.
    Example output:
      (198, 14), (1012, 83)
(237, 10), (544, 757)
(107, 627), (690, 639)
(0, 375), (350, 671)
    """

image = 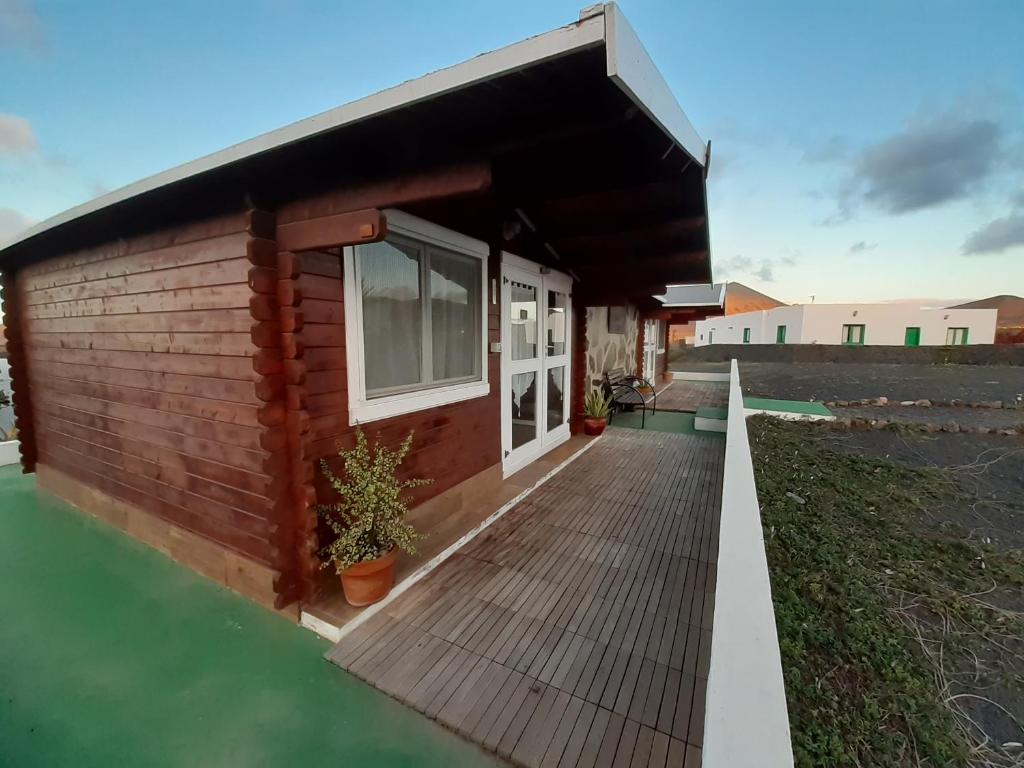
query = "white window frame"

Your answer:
(343, 209), (490, 425)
